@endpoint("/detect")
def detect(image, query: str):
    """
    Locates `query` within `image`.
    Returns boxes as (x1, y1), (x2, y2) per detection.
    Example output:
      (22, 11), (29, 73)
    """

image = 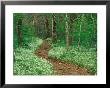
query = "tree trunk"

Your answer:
(78, 14), (84, 51)
(52, 14), (57, 43)
(35, 15), (41, 37)
(45, 16), (49, 38)
(91, 13), (96, 47)
(69, 15), (74, 45)
(52, 14), (54, 40)
(65, 13), (69, 49)
(16, 18), (22, 47)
